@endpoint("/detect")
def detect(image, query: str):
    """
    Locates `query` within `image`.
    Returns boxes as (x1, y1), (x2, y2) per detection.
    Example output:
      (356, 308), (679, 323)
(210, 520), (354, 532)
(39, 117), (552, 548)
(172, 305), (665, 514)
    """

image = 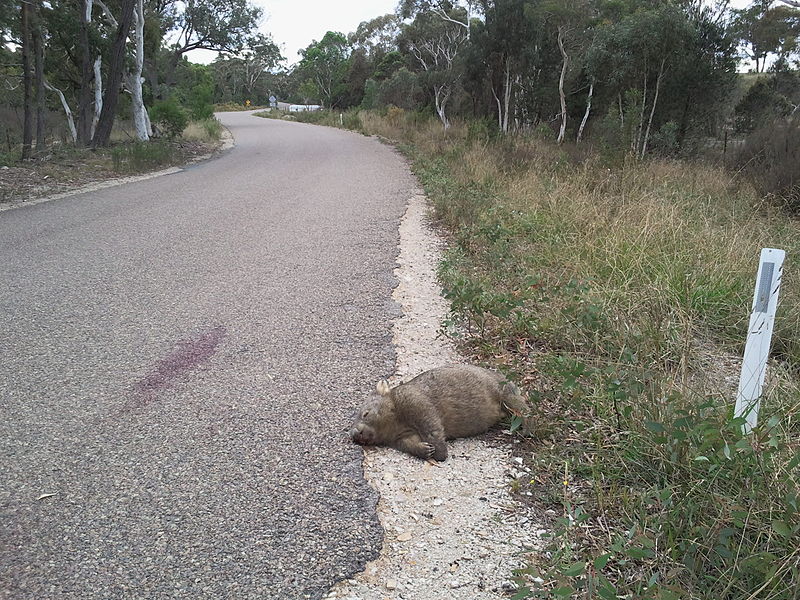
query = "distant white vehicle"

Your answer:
(288, 104), (322, 113)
